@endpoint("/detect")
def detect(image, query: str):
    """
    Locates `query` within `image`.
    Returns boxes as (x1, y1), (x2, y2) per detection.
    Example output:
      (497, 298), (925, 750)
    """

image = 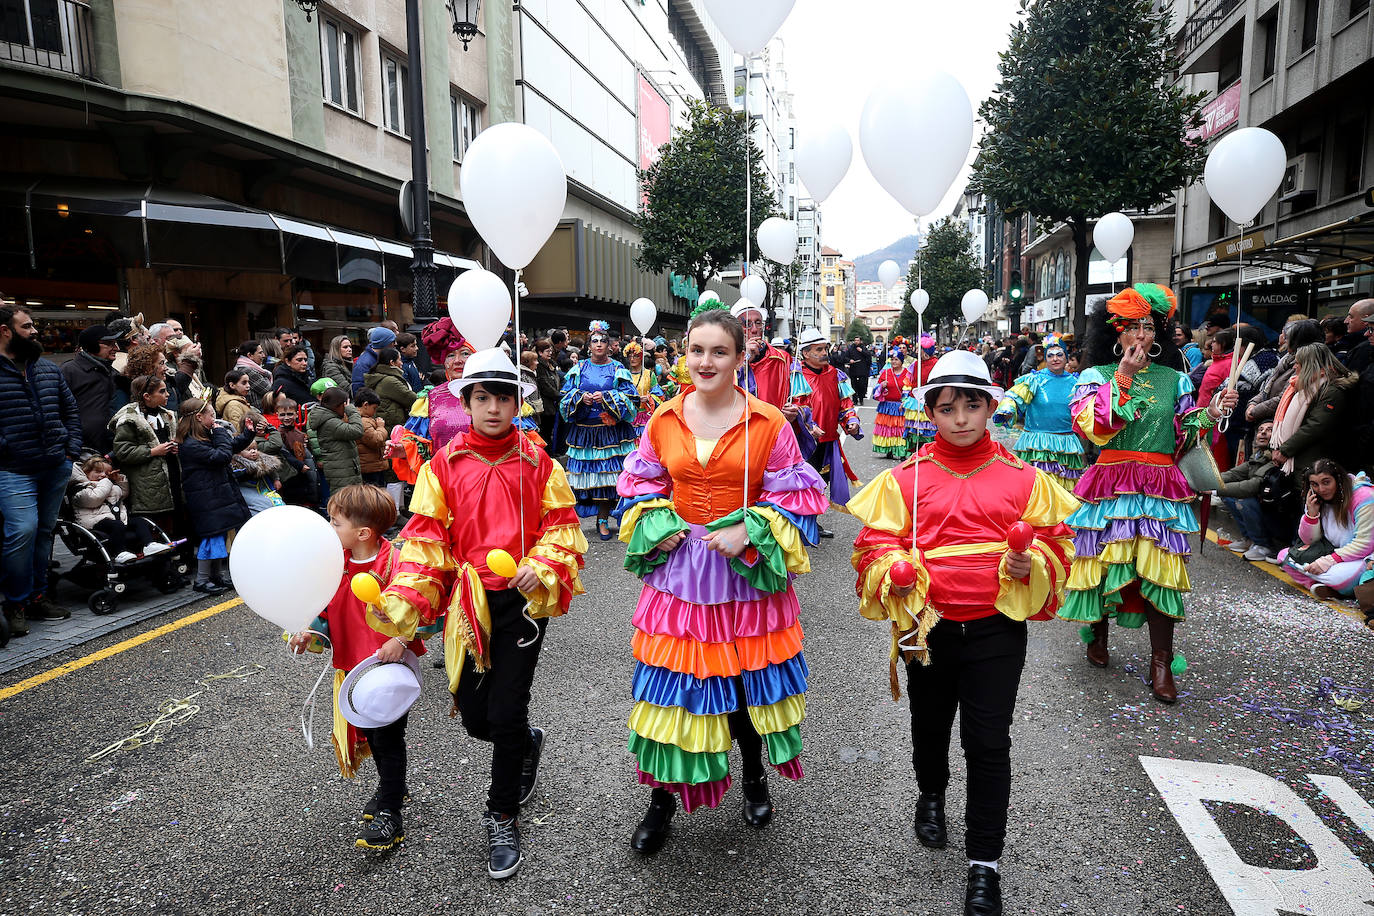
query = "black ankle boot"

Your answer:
(629, 790), (676, 854)
(965, 864), (1002, 916)
(914, 792), (947, 849)
(741, 776), (773, 828)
